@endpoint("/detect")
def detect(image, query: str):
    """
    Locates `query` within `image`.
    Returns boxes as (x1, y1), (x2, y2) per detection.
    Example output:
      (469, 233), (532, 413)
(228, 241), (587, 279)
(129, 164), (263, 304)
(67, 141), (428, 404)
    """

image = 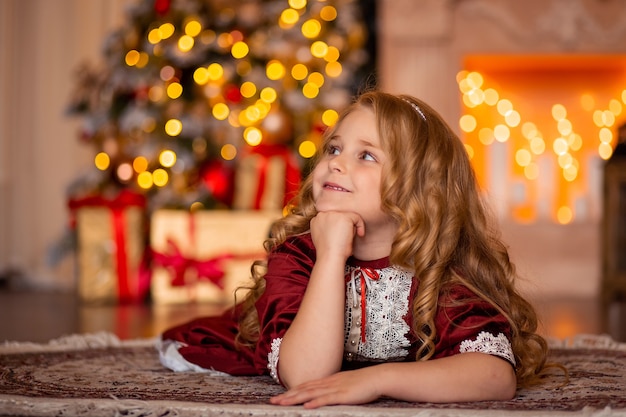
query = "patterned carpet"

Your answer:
(1, 332), (625, 417)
